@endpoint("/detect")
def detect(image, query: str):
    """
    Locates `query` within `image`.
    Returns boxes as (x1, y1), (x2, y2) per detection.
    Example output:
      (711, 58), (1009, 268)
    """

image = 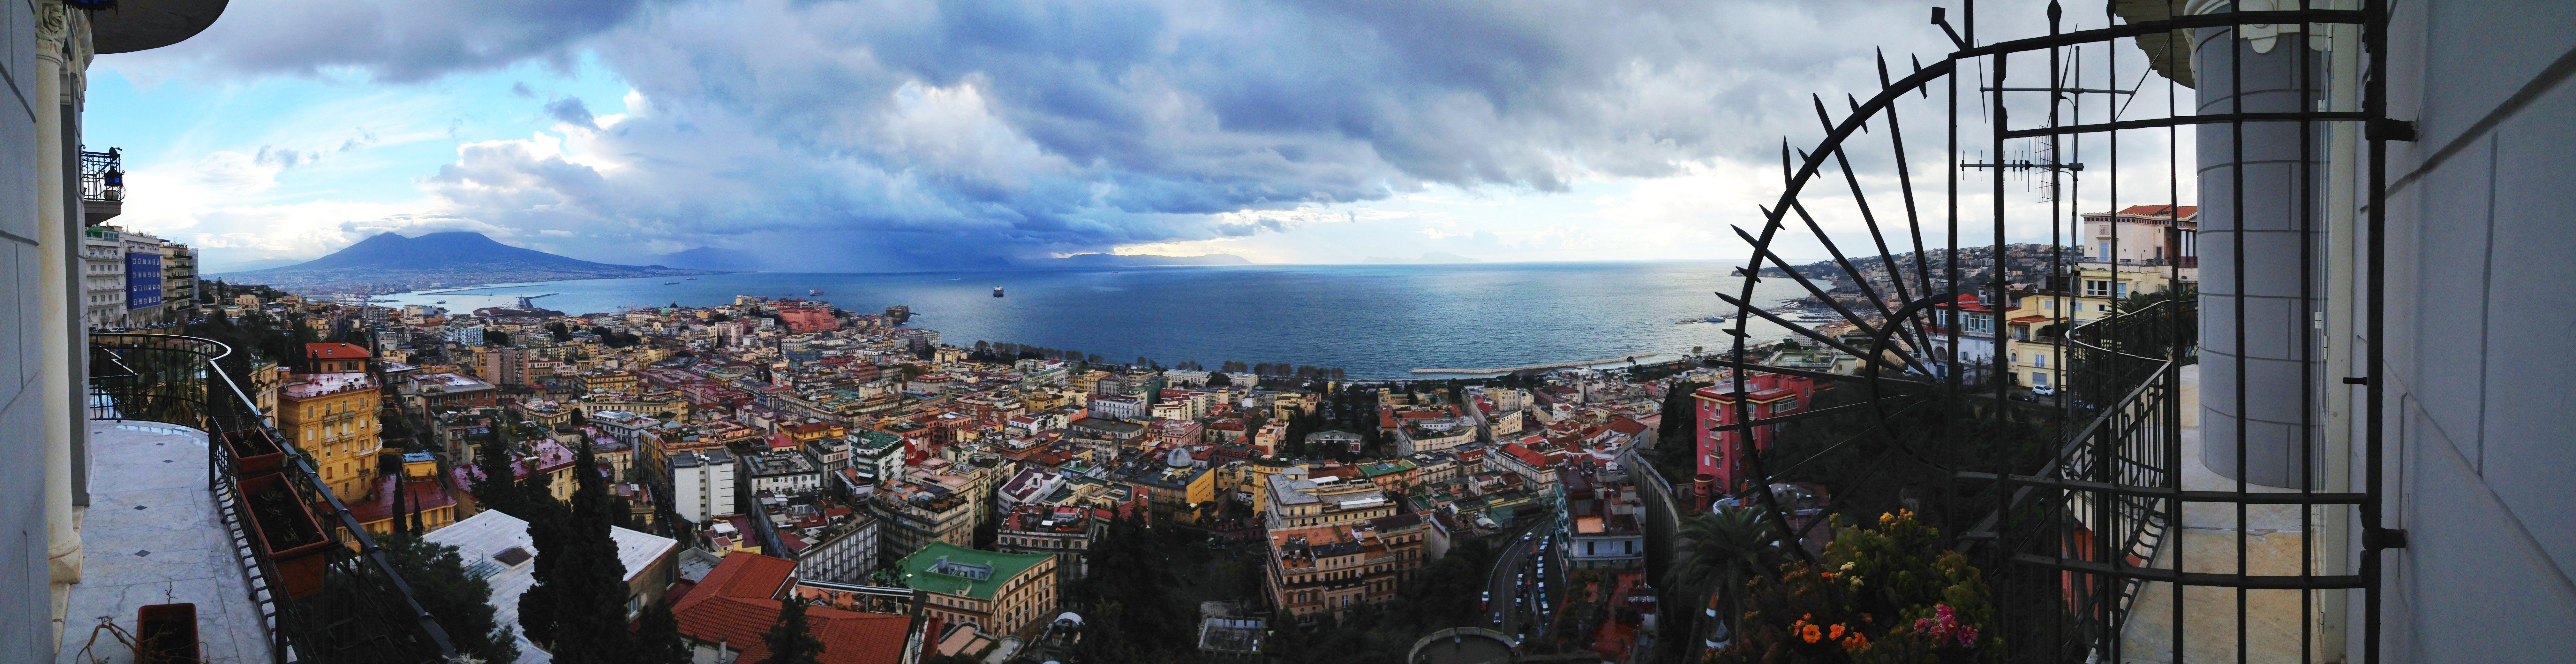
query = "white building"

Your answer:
(792, 515), (881, 584)
(671, 449), (738, 525)
(744, 449), (824, 495)
(1088, 394), (1146, 421)
(79, 226), (124, 327)
(423, 510), (680, 662)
